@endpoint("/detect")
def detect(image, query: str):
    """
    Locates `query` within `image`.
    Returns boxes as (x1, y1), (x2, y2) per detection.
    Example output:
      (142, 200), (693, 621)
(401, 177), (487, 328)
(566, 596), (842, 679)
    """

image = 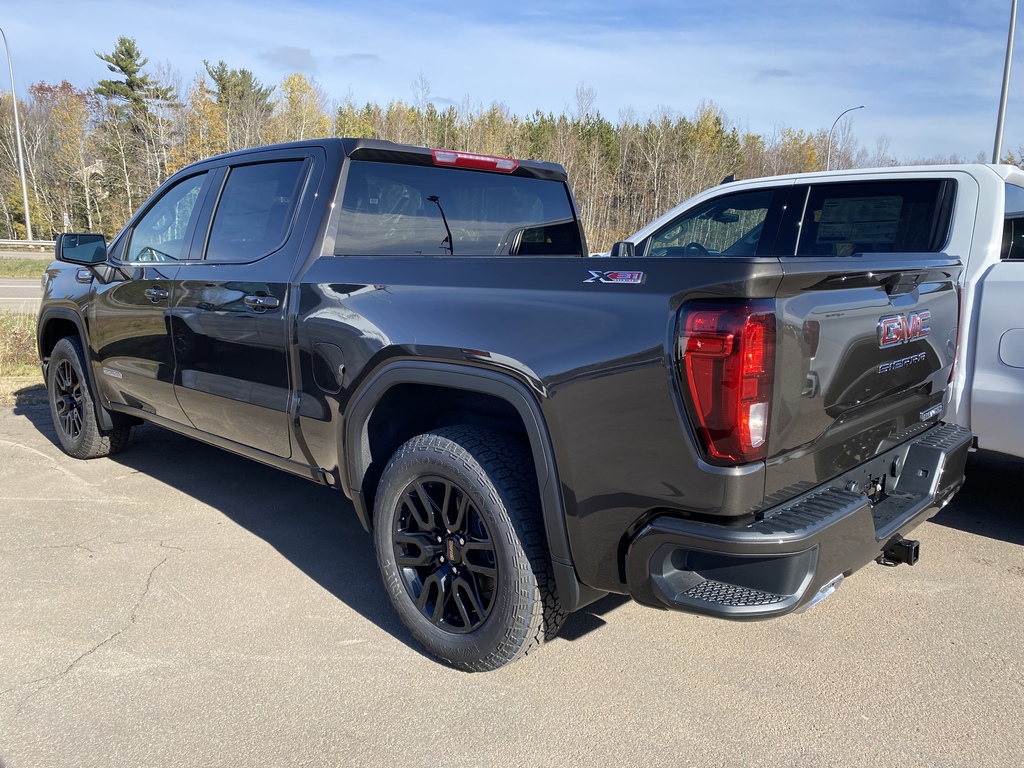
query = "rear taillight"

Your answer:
(803, 319), (820, 358)
(430, 148), (519, 173)
(678, 301), (776, 464)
